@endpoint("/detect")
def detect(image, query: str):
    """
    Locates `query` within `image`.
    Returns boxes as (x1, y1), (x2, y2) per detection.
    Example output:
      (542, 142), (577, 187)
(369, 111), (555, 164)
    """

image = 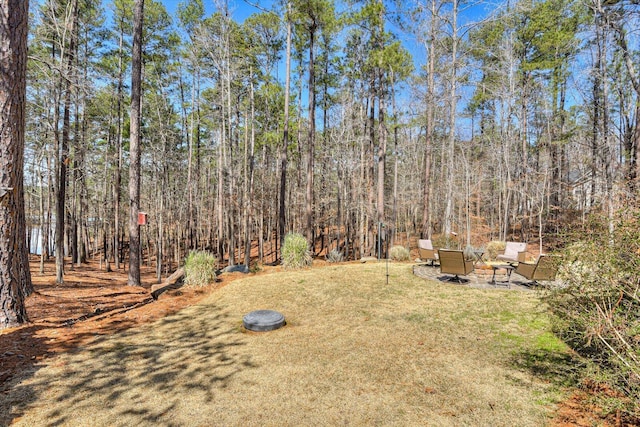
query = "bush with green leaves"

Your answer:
(545, 211), (640, 418)
(184, 250), (217, 287)
(389, 245), (410, 261)
(326, 249), (344, 263)
(282, 232), (312, 269)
